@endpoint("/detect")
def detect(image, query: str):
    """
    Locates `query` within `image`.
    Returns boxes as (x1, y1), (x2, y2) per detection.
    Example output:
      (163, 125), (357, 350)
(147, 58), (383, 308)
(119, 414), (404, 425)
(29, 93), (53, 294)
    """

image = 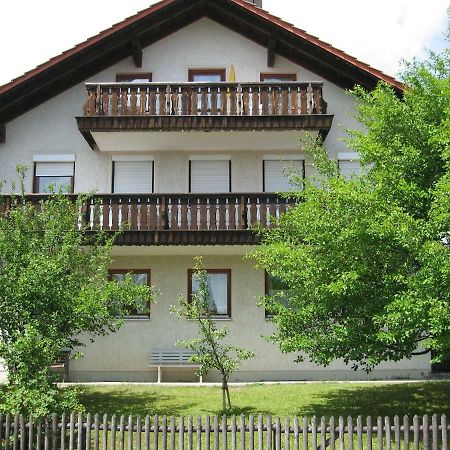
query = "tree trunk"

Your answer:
(222, 381), (227, 411)
(223, 377), (232, 410)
